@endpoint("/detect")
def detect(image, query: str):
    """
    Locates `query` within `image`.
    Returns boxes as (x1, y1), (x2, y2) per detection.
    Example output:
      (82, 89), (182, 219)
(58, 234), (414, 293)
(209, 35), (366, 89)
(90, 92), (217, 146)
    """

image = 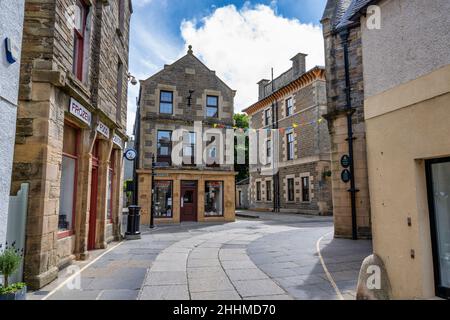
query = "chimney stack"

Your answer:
(291, 53), (308, 79)
(257, 79), (270, 100)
